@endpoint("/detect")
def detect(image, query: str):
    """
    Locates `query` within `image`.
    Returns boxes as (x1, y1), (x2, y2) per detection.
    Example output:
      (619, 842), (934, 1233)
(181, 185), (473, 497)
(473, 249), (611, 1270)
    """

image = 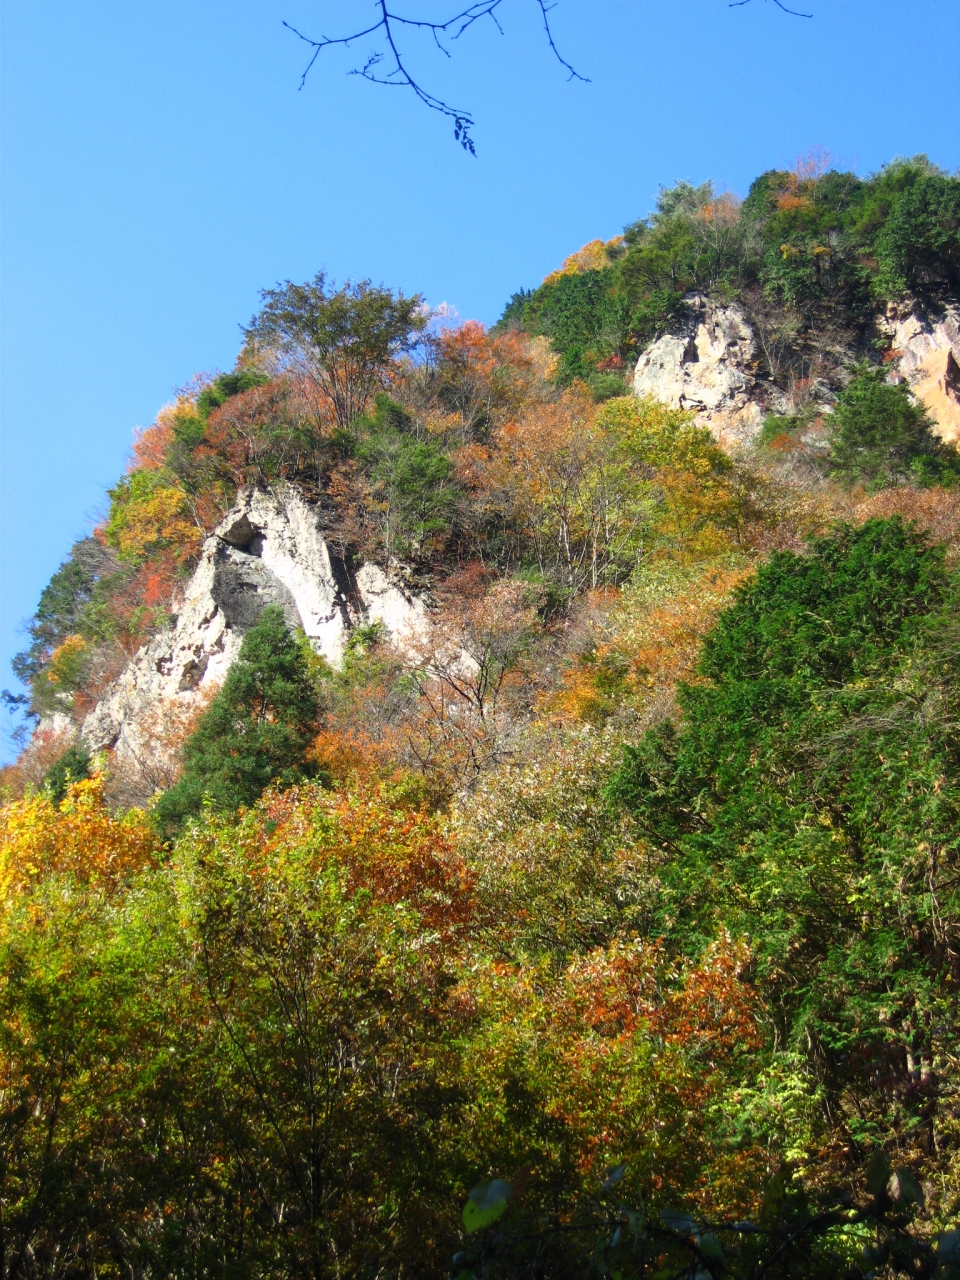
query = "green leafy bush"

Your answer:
(42, 741), (92, 805)
(354, 397), (460, 557)
(874, 171), (960, 301)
